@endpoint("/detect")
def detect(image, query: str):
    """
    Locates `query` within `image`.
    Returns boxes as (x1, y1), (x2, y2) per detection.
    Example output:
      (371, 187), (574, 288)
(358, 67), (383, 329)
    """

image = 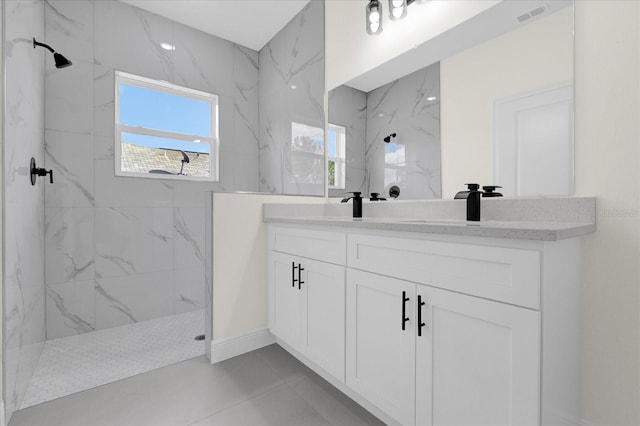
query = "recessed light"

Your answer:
(377, 113), (384, 118)
(160, 42), (176, 51)
(290, 85), (297, 90)
(427, 96), (437, 101)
